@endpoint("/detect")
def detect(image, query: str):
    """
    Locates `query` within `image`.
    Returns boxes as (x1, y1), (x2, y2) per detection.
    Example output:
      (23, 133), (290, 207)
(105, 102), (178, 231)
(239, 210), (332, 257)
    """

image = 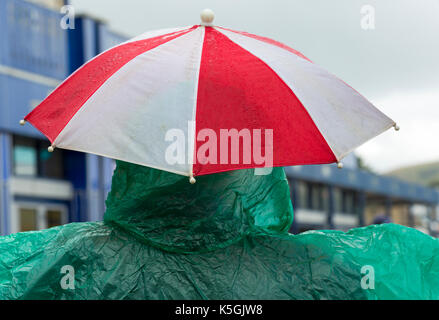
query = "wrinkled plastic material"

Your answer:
(1, 161), (439, 299)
